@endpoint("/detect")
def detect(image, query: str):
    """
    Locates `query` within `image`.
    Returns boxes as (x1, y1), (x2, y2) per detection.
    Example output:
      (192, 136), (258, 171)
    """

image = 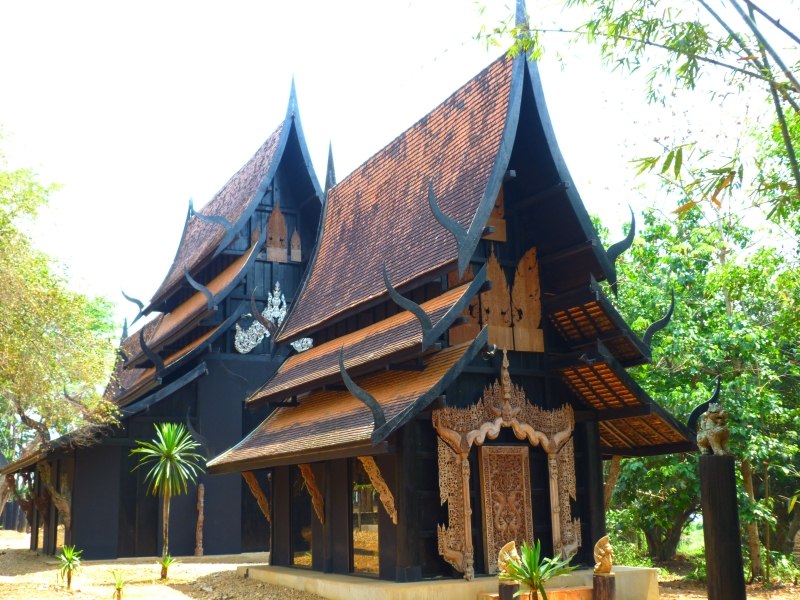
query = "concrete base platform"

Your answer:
(239, 565), (659, 600)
